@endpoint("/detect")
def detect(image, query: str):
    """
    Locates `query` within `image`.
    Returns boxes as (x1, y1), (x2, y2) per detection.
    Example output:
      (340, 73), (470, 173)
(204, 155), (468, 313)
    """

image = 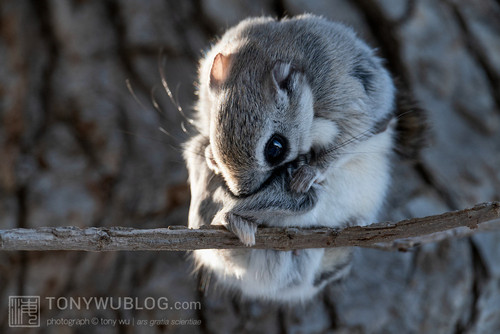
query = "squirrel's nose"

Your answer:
(225, 171), (266, 197)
